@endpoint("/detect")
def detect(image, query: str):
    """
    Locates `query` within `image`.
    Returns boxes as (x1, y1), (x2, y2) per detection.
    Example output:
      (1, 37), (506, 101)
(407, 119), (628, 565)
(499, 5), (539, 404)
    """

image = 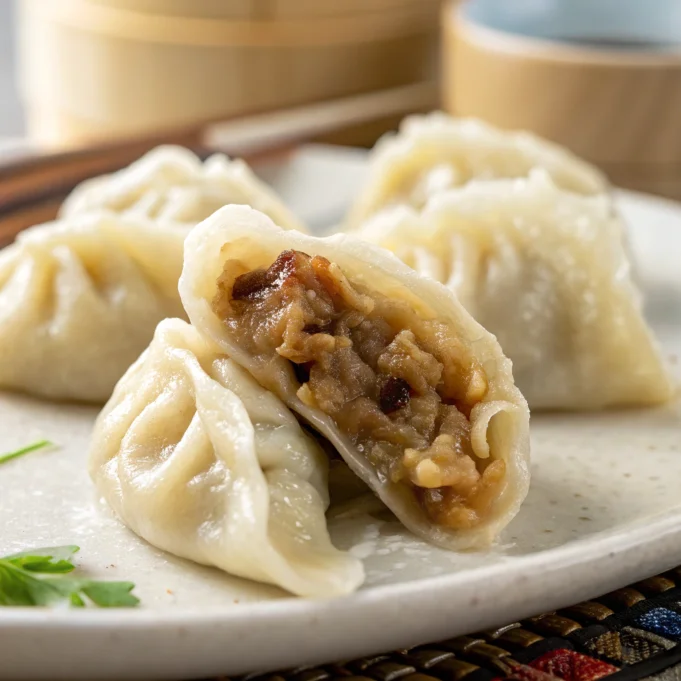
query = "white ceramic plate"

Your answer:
(0, 146), (680, 681)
